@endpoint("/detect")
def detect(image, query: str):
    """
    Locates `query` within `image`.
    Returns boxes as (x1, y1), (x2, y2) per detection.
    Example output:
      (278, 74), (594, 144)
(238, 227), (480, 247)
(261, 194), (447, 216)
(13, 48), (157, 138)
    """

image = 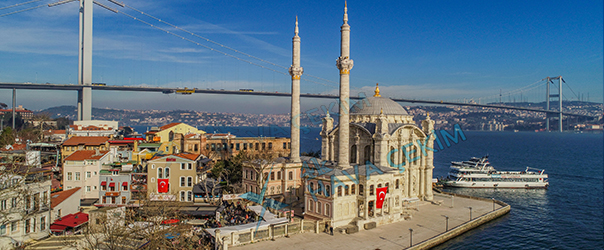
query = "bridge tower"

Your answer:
(77, 0), (93, 121)
(543, 76), (563, 132)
